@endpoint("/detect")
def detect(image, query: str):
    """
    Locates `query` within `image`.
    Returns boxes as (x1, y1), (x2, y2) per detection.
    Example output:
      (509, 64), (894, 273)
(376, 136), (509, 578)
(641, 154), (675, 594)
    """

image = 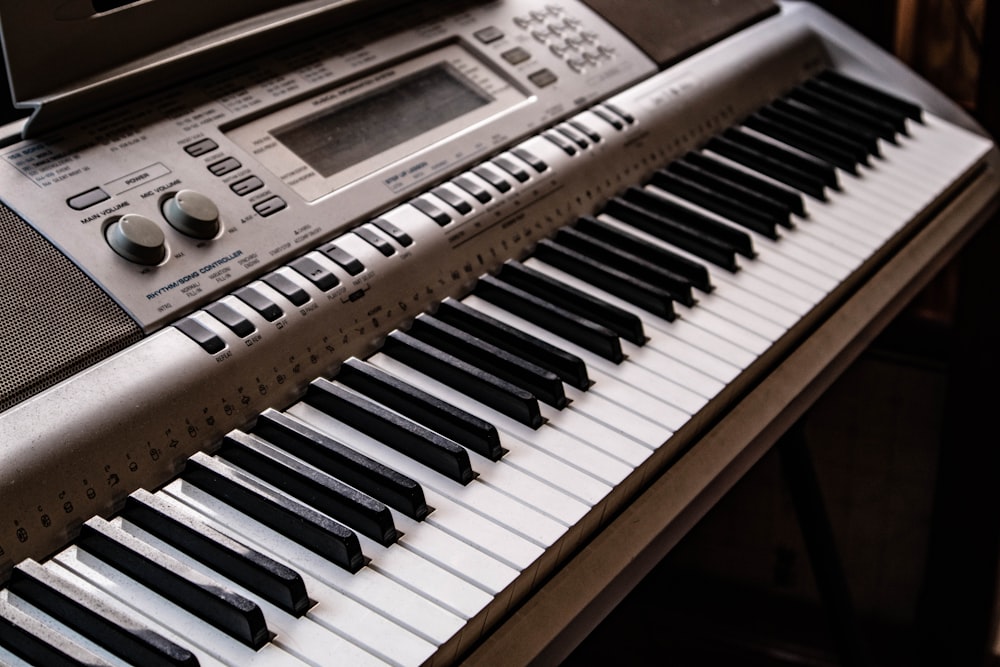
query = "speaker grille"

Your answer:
(0, 203), (142, 412)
